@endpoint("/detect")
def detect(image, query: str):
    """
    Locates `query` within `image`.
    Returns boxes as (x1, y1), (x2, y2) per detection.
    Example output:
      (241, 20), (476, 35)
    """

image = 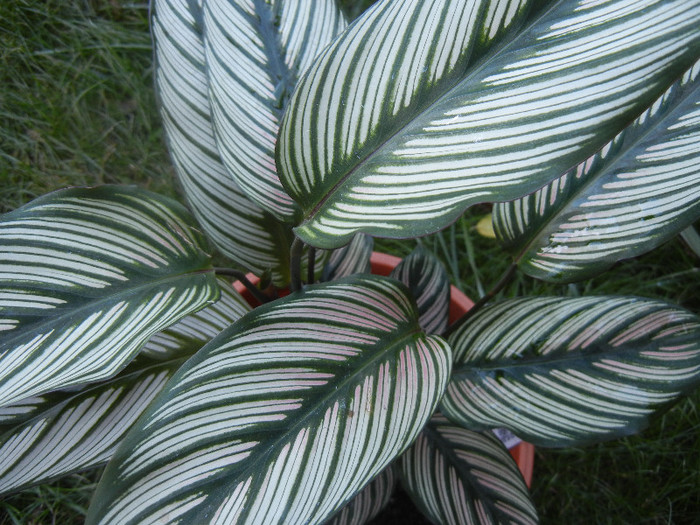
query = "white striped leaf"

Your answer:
(321, 233), (374, 282)
(401, 414), (538, 525)
(390, 246), (450, 335)
(153, 0), (295, 286)
(493, 59), (700, 282)
(441, 296), (700, 447)
(0, 186), (217, 408)
(0, 359), (182, 496)
(141, 277), (250, 361)
(86, 275), (452, 525)
(326, 463), (398, 525)
(203, 0), (346, 220)
(278, 0), (700, 249)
